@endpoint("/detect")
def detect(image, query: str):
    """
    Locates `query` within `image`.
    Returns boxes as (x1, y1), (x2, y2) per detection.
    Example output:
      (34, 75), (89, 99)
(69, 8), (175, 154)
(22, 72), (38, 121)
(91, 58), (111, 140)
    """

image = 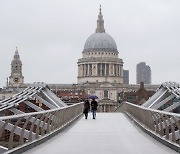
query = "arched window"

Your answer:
(104, 90), (108, 98)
